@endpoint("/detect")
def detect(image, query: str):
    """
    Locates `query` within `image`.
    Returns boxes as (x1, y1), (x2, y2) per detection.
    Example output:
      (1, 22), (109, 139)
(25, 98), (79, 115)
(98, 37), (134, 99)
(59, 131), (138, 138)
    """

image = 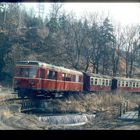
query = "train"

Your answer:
(13, 61), (140, 98)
